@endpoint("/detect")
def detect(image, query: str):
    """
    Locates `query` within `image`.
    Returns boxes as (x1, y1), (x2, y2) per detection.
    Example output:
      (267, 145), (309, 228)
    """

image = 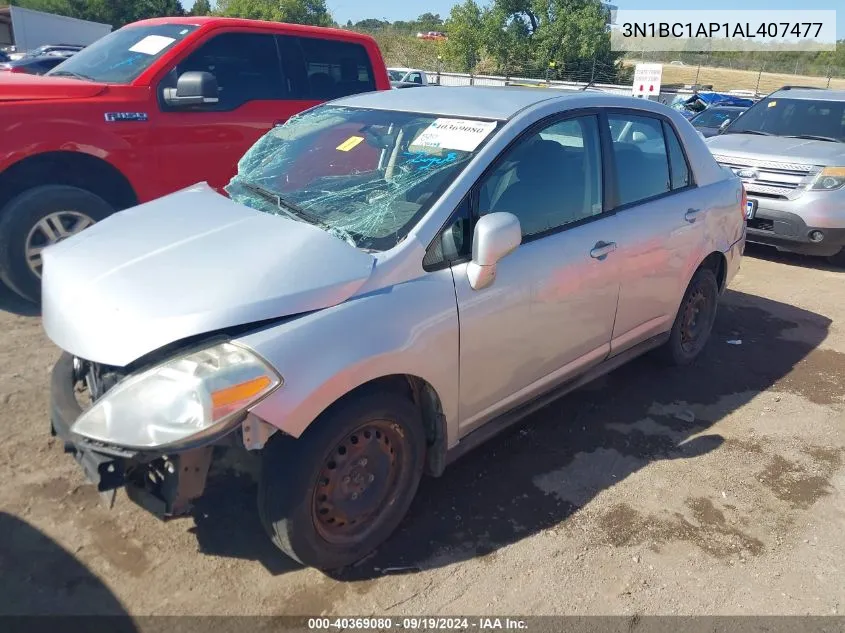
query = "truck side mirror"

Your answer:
(163, 71), (219, 107)
(718, 118), (732, 134)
